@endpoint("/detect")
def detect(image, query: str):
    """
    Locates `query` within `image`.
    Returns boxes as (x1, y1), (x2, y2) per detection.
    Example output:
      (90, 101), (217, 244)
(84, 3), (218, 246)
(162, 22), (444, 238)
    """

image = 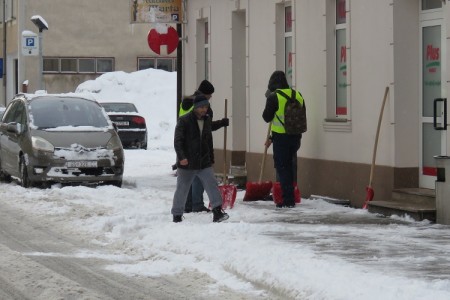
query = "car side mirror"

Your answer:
(6, 123), (22, 134)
